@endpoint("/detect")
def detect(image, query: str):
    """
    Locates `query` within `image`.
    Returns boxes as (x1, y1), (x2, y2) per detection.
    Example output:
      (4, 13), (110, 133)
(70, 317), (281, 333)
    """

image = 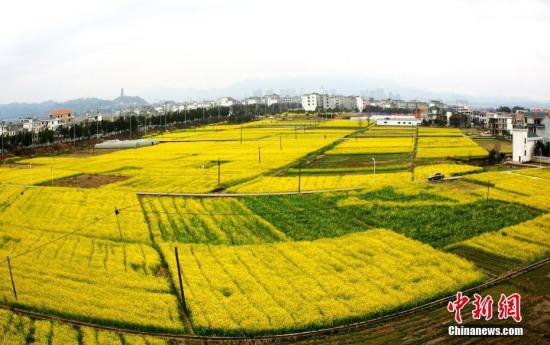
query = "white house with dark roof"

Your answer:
(512, 112), (550, 162)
